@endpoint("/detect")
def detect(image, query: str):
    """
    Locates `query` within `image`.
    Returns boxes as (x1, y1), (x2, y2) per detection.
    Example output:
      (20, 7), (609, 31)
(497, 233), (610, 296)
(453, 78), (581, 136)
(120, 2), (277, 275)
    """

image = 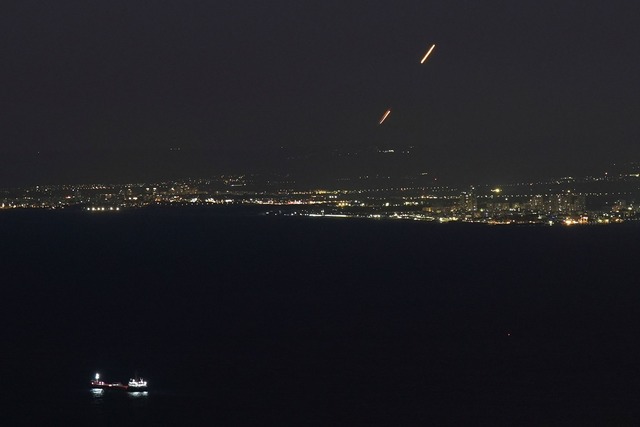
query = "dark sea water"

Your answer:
(2, 208), (640, 425)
